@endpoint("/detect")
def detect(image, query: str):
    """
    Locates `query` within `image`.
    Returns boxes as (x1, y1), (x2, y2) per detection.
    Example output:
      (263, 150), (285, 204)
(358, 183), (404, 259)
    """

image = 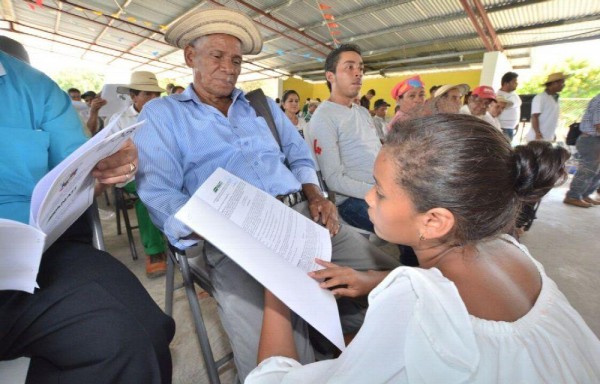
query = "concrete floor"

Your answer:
(100, 178), (600, 384)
